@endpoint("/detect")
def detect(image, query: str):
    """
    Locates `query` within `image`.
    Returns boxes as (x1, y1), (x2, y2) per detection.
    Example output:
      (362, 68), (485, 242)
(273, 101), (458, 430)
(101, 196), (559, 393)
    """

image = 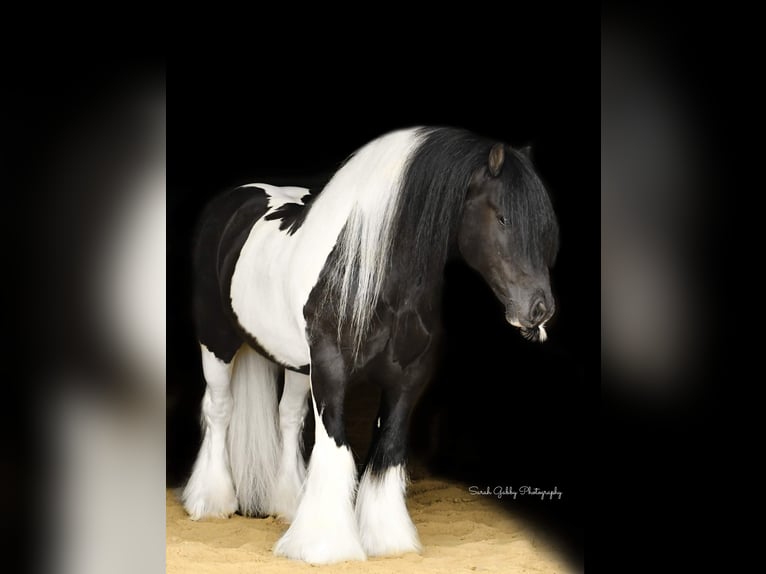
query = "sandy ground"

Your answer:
(166, 480), (572, 574)
(168, 384), (575, 573)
